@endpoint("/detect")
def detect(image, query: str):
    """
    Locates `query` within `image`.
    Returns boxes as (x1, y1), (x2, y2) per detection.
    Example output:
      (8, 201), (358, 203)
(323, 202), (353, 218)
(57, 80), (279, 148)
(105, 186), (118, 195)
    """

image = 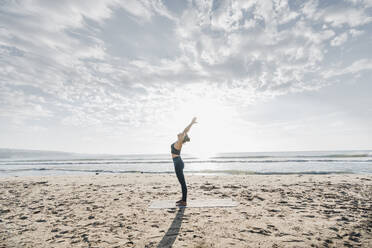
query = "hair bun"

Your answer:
(183, 134), (190, 143)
